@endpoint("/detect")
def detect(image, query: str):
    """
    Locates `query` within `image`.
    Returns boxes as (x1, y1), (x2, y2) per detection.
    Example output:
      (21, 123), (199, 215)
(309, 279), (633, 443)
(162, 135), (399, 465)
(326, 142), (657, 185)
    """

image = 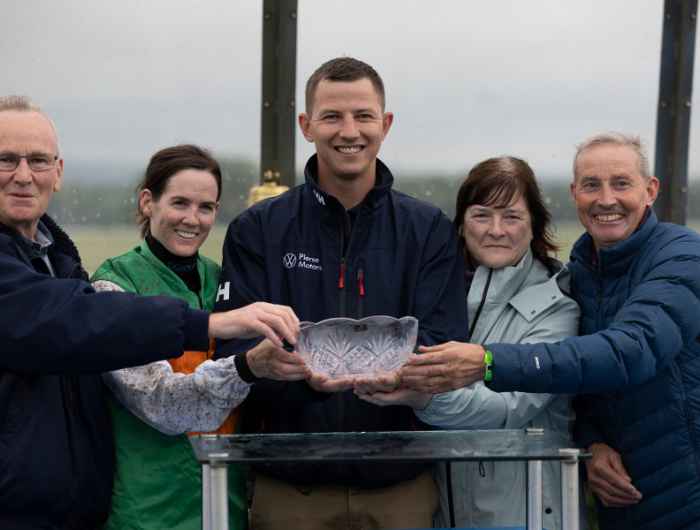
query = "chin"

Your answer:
(168, 243), (199, 257)
(334, 170), (364, 182)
